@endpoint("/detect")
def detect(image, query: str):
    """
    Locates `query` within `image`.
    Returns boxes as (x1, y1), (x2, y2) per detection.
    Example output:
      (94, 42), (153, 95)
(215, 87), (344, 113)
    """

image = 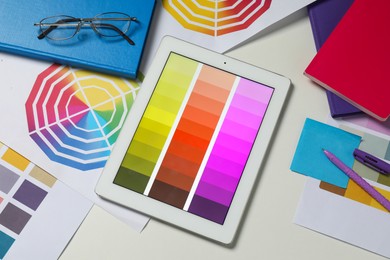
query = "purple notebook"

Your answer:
(308, 0), (362, 117)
